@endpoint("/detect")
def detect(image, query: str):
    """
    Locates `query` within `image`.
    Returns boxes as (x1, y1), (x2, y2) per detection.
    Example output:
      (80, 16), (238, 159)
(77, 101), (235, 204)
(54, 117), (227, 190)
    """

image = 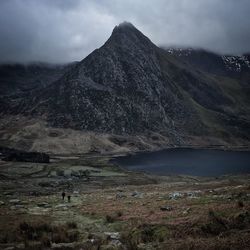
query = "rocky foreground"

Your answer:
(0, 154), (249, 250)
